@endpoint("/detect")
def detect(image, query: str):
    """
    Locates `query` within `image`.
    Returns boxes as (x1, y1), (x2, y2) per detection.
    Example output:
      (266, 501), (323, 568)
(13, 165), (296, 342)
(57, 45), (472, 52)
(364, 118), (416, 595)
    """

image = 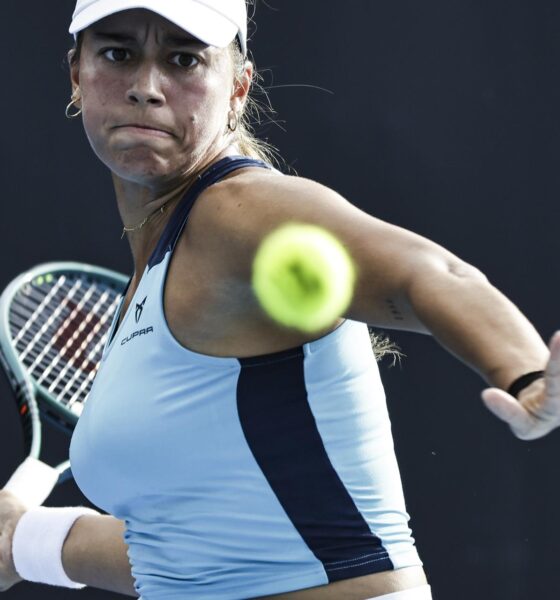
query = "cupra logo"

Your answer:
(135, 296), (147, 323)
